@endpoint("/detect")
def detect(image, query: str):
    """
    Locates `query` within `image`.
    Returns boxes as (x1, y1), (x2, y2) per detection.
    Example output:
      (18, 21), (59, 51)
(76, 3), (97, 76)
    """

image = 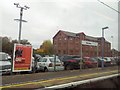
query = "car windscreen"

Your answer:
(38, 58), (47, 62)
(104, 58), (111, 61)
(49, 58), (60, 63)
